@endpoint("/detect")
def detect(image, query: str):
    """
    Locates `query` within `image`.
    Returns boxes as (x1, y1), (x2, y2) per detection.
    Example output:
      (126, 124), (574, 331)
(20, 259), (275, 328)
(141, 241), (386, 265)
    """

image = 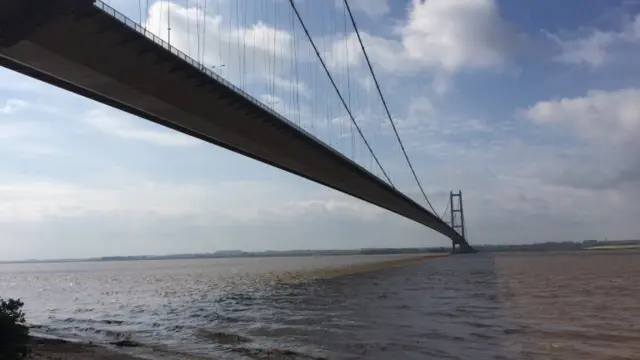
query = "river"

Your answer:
(1, 252), (638, 359)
